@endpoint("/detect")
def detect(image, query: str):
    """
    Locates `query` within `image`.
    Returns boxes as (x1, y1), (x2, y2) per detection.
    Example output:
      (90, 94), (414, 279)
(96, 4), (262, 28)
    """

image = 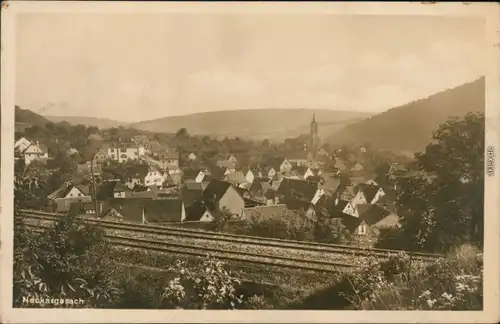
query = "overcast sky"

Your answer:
(15, 12), (486, 122)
